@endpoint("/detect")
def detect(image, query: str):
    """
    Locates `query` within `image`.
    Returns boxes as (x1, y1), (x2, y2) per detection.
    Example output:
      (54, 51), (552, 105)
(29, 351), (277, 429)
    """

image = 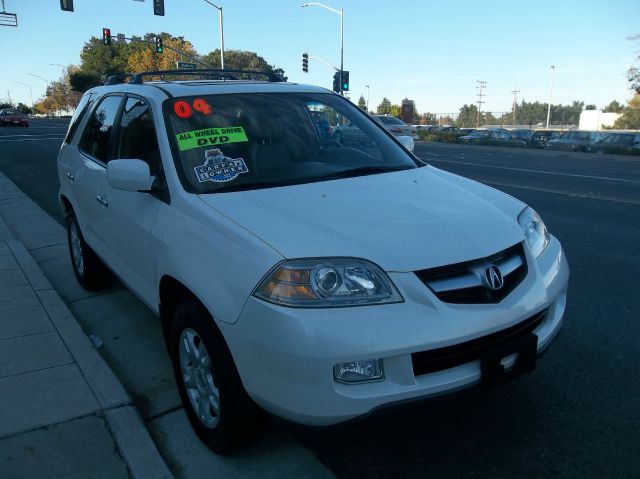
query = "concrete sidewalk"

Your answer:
(0, 214), (171, 477)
